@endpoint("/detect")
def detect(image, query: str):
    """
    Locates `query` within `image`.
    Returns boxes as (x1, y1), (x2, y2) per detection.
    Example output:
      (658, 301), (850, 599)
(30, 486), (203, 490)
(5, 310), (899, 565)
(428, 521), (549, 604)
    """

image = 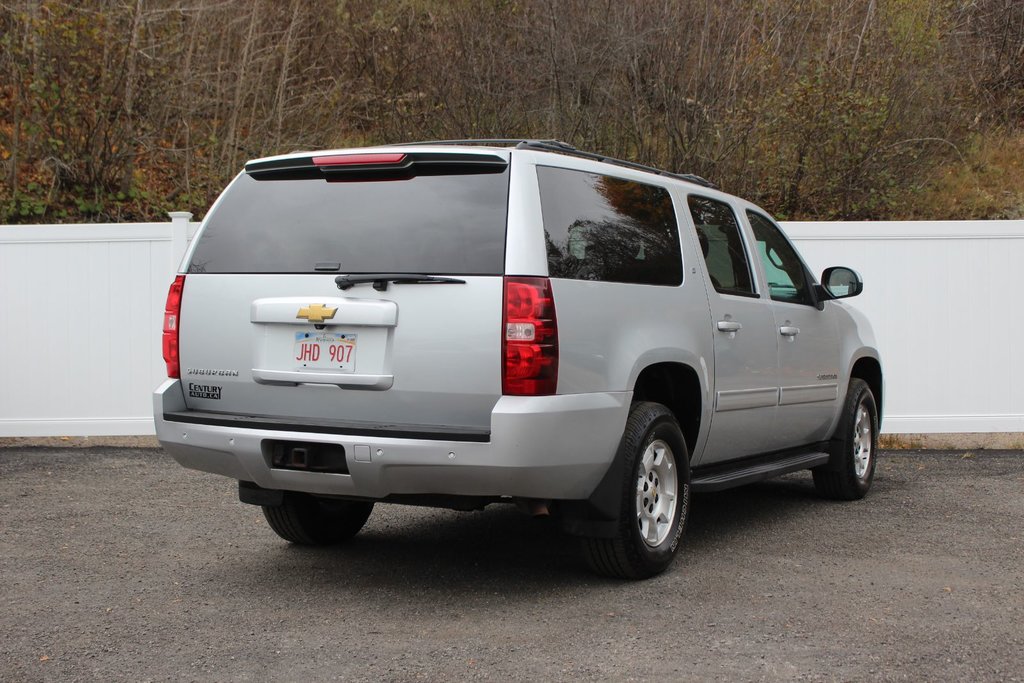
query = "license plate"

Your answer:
(294, 332), (357, 372)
